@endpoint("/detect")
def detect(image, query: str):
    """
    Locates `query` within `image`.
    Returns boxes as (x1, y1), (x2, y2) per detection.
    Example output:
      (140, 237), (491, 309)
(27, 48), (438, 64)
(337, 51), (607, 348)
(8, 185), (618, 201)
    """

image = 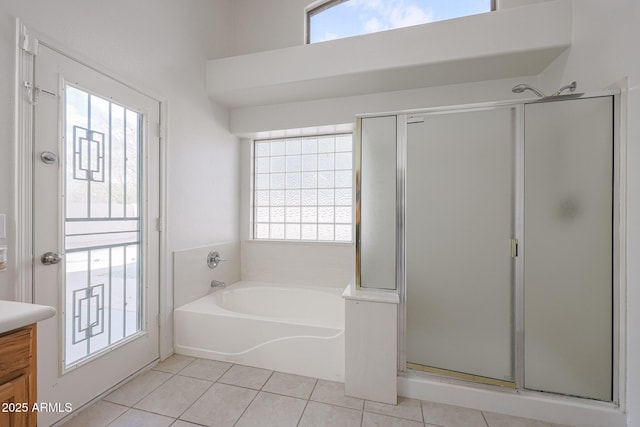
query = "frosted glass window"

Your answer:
(301, 189), (318, 206)
(286, 156), (301, 172)
(302, 172), (318, 188)
(302, 207), (317, 223)
(286, 139), (301, 155)
(286, 173), (301, 188)
(253, 134), (353, 242)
